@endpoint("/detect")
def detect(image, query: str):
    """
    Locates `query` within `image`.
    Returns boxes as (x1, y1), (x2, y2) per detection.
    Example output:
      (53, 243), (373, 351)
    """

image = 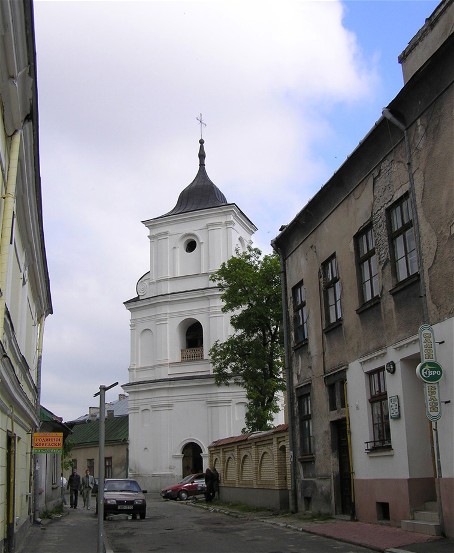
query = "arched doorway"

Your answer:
(182, 442), (203, 476)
